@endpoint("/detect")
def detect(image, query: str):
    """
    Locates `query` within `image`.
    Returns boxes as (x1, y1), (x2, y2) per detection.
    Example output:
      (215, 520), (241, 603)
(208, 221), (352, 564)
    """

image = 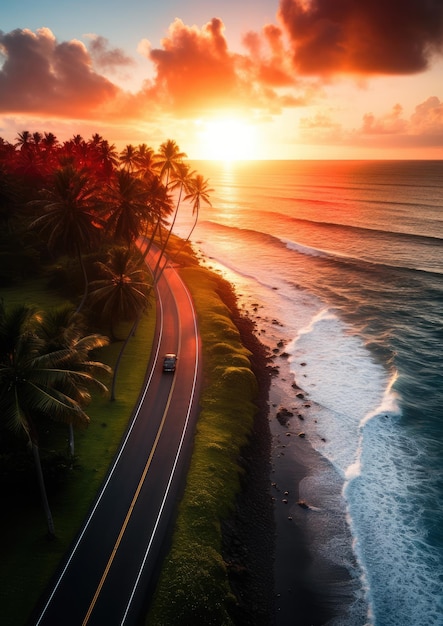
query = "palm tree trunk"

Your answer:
(172, 208), (199, 264)
(152, 186), (183, 282)
(138, 219), (160, 266)
(31, 442), (56, 538)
